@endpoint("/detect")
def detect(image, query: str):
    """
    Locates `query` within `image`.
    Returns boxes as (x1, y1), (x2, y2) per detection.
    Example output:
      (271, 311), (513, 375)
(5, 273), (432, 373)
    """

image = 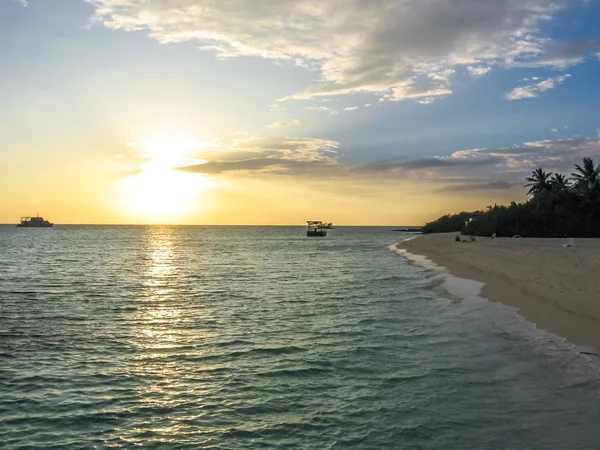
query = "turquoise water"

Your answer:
(1, 226), (599, 449)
